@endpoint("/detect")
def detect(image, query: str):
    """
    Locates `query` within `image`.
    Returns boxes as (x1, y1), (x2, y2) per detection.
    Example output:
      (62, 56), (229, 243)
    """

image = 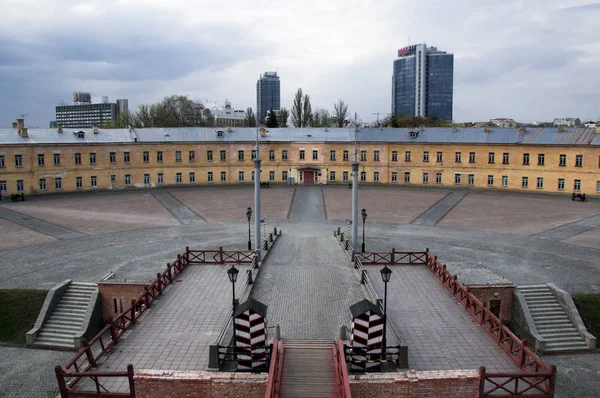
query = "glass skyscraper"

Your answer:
(392, 44), (453, 122)
(257, 72), (281, 124)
